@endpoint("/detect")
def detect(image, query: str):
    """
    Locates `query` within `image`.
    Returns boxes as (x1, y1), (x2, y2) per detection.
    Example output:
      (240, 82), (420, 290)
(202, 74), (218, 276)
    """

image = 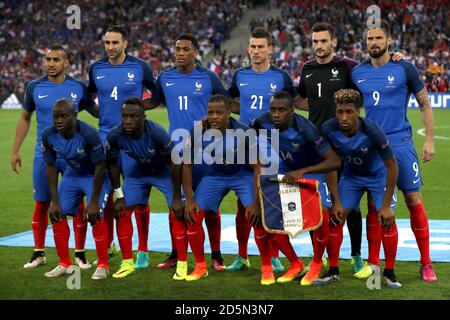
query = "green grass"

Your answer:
(0, 108), (449, 300)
